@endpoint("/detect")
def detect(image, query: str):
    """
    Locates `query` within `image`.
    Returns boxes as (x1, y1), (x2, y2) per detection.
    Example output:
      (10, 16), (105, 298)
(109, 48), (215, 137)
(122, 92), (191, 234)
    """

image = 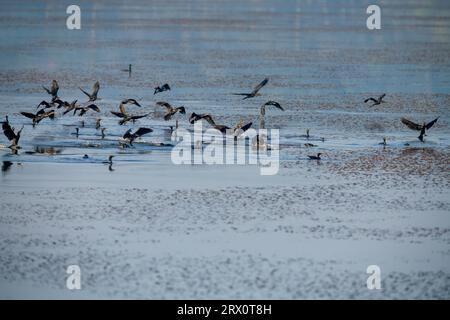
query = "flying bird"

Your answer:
(260, 100), (284, 129)
(79, 81), (100, 102)
(122, 127), (153, 145)
(121, 98), (141, 107)
(73, 104), (101, 116)
(62, 100), (79, 115)
(2, 116), (23, 151)
(364, 94), (386, 107)
(110, 103), (148, 125)
(154, 83), (171, 95)
(42, 80), (59, 101)
(21, 109), (55, 126)
(233, 78), (269, 100)
(401, 117), (439, 142)
(156, 101), (186, 121)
